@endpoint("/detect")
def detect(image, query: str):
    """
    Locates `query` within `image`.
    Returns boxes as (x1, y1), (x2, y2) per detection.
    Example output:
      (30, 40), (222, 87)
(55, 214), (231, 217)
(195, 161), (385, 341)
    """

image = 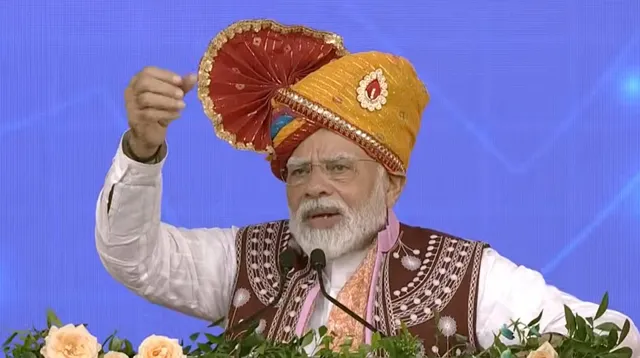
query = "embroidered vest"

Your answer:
(224, 219), (488, 355)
